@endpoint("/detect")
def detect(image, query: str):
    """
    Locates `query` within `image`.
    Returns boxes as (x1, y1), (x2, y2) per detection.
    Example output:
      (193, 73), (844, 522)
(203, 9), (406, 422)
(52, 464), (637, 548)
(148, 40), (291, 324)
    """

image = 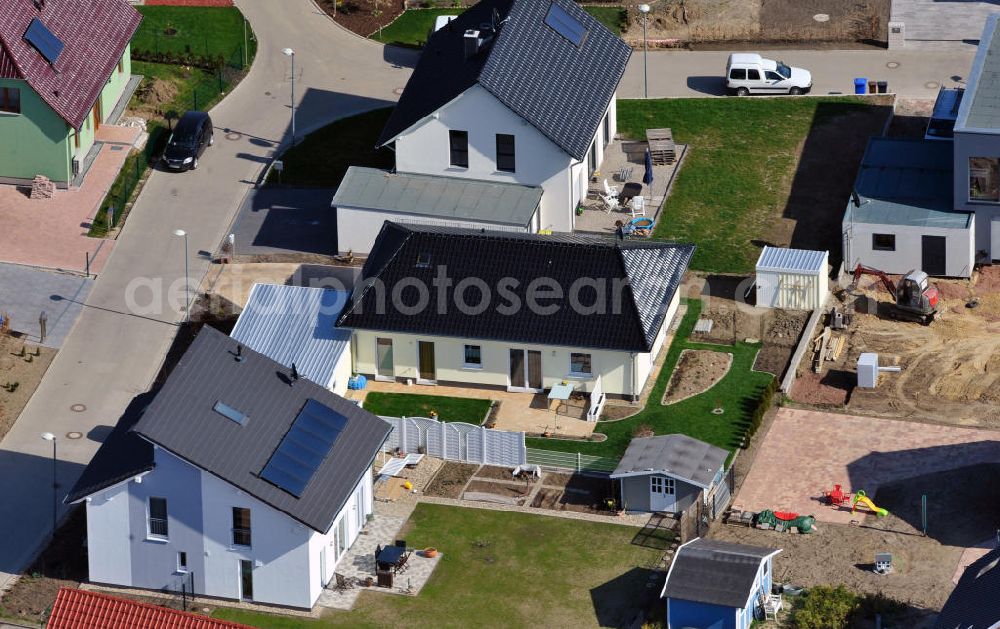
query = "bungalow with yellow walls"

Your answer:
(0, 0), (141, 188)
(336, 223), (694, 402)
